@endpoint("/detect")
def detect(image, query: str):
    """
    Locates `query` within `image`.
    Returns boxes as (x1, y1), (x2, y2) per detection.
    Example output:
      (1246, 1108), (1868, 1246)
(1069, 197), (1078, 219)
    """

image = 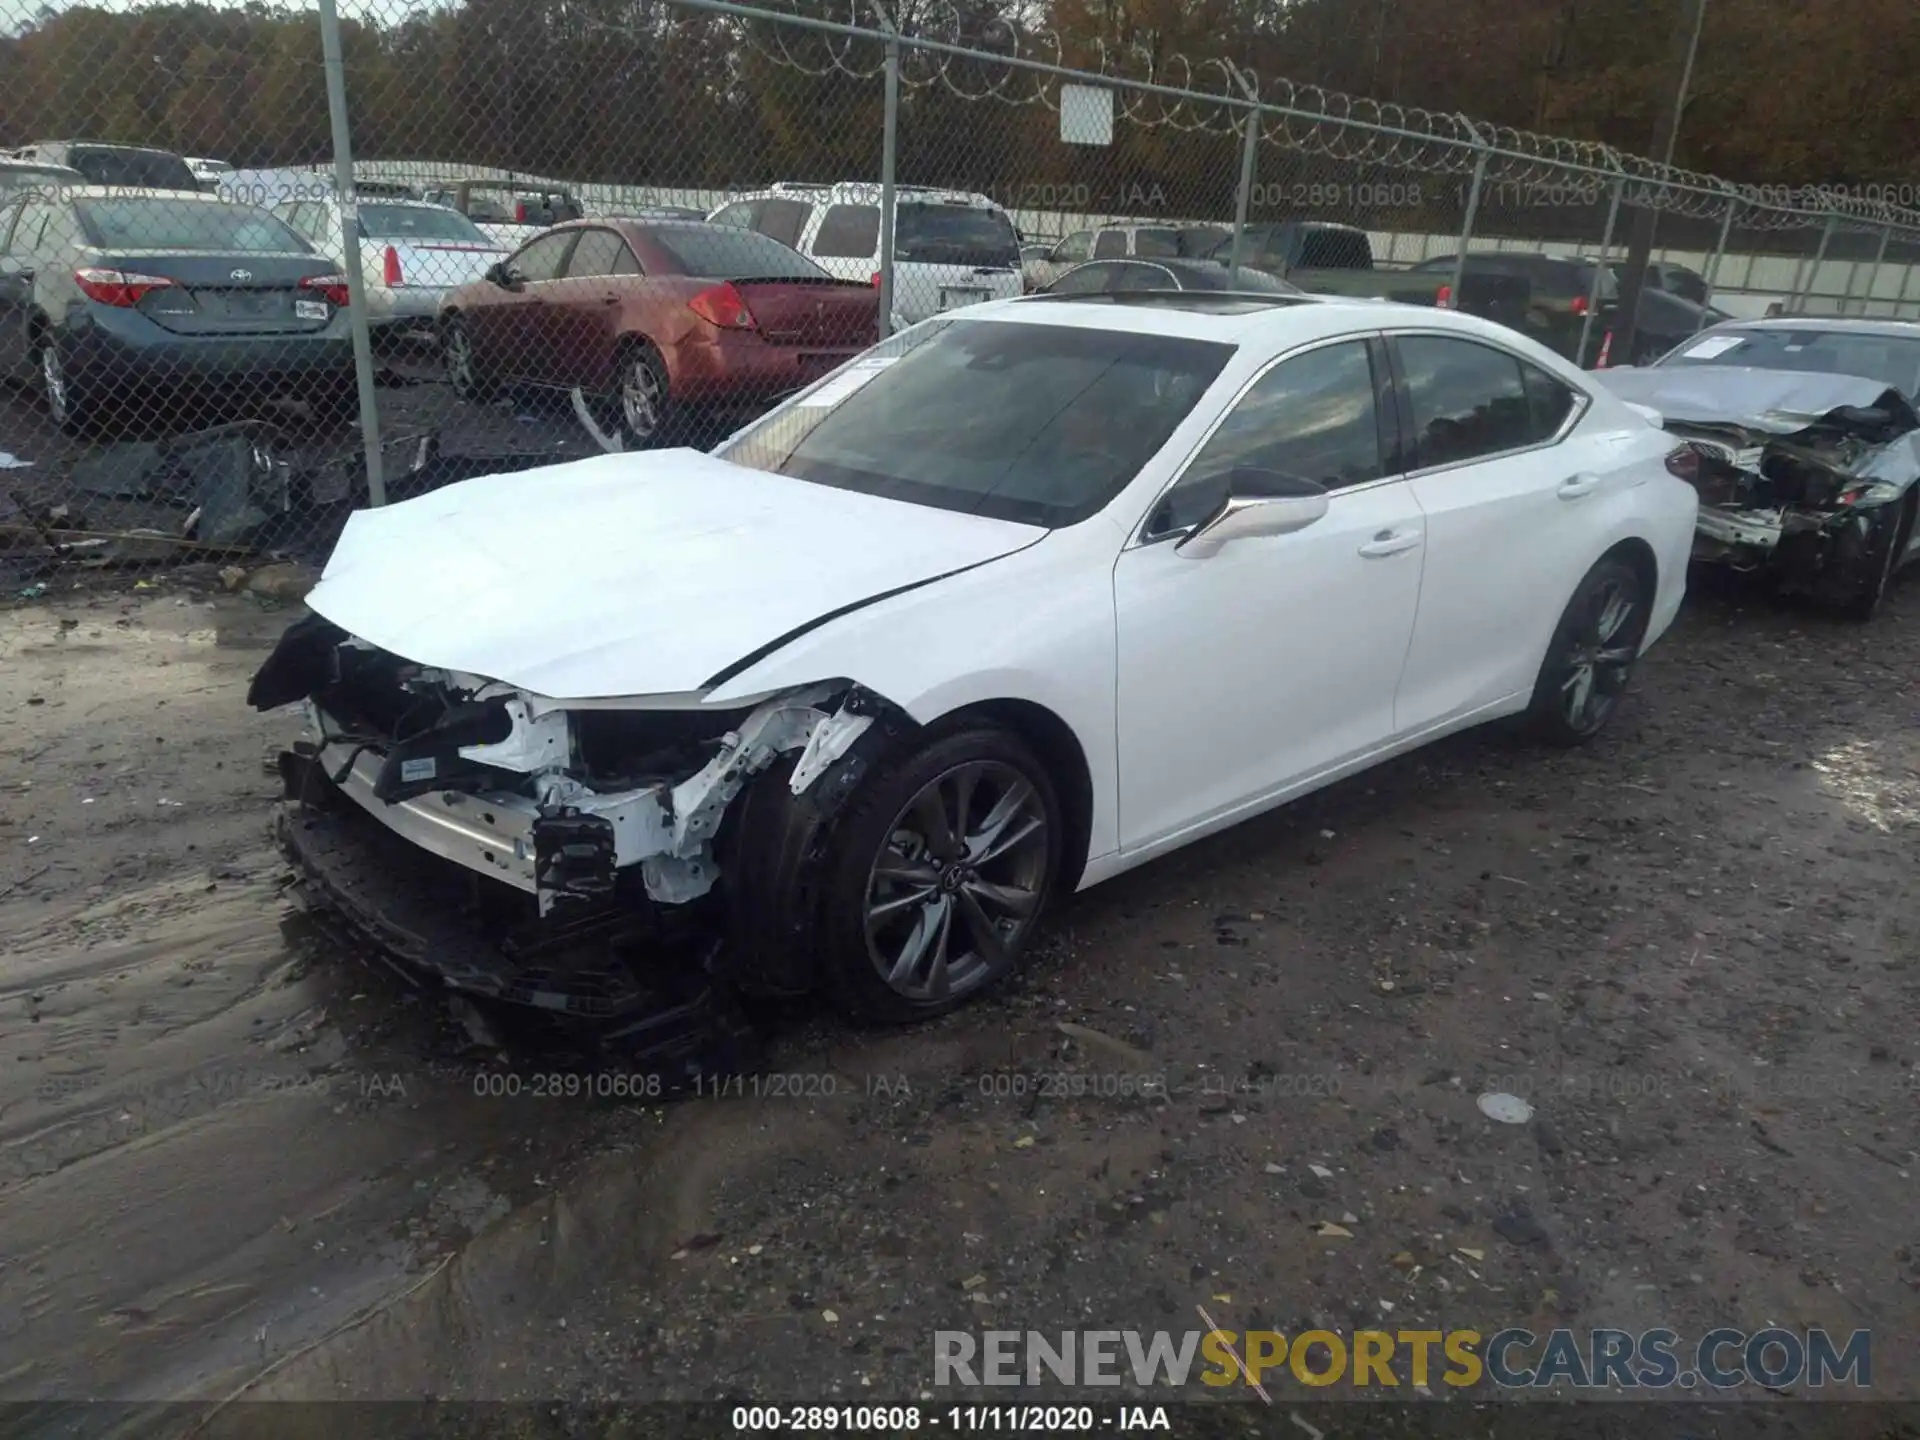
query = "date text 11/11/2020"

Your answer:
(730, 1405), (1171, 1431)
